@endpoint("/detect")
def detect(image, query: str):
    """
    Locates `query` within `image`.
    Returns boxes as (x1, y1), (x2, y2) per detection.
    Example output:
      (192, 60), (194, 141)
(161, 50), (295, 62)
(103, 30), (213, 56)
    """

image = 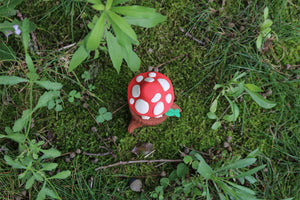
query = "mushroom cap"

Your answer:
(128, 72), (174, 118)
